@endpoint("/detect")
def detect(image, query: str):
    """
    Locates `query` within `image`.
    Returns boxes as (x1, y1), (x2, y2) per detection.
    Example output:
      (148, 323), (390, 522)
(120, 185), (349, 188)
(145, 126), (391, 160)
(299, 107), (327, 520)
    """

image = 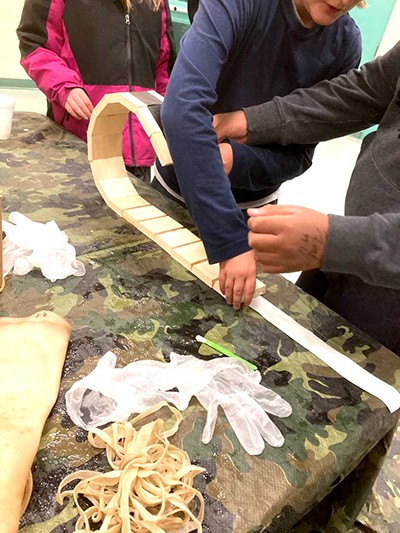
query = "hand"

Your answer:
(247, 205), (329, 273)
(218, 142), (233, 175)
(213, 110), (248, 144)
(219, 250), (257, 310)
(65, 88), (94, 120)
